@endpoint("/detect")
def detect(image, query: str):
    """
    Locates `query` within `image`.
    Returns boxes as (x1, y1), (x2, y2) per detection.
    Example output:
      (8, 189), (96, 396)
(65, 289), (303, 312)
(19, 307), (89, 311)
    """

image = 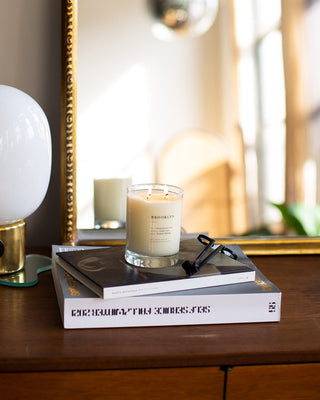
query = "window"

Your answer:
(233, 0), (320, 234)
(234, 0), (286, 231)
